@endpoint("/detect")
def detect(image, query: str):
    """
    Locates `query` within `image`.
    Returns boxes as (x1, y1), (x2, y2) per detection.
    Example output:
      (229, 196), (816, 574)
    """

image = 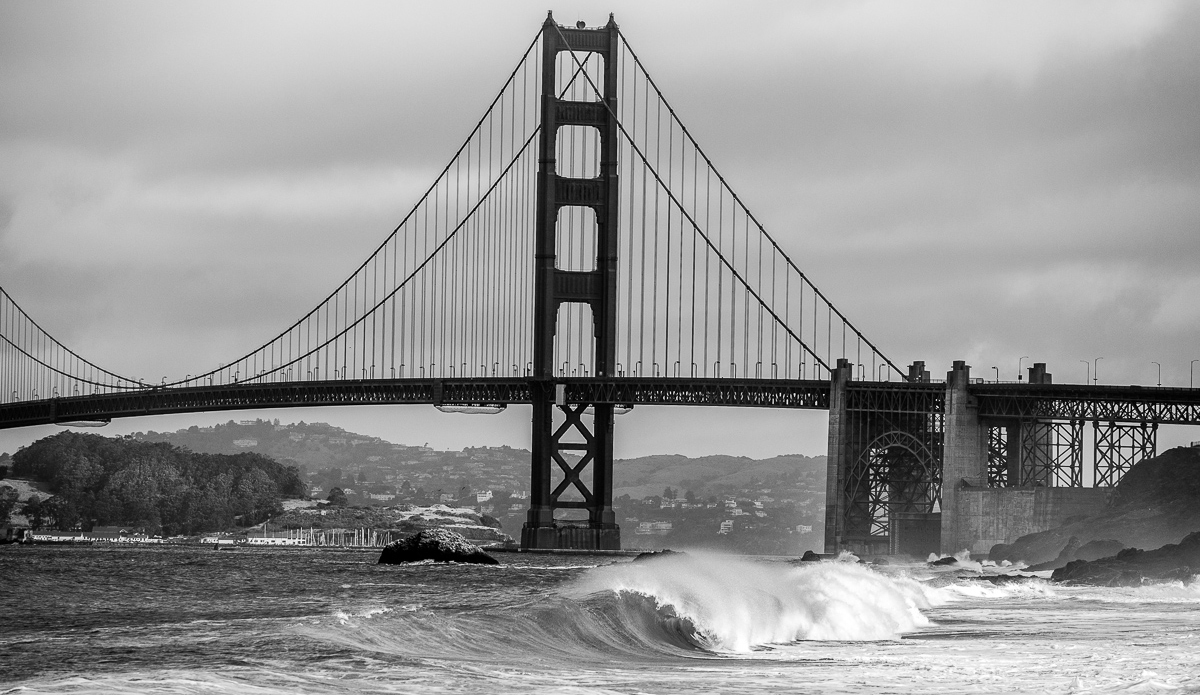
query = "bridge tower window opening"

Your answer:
(556, 125), (601, 180)
(555, 205), (597, 272)
(555, 50), (604, 104)
(553, 303), (596, 377)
